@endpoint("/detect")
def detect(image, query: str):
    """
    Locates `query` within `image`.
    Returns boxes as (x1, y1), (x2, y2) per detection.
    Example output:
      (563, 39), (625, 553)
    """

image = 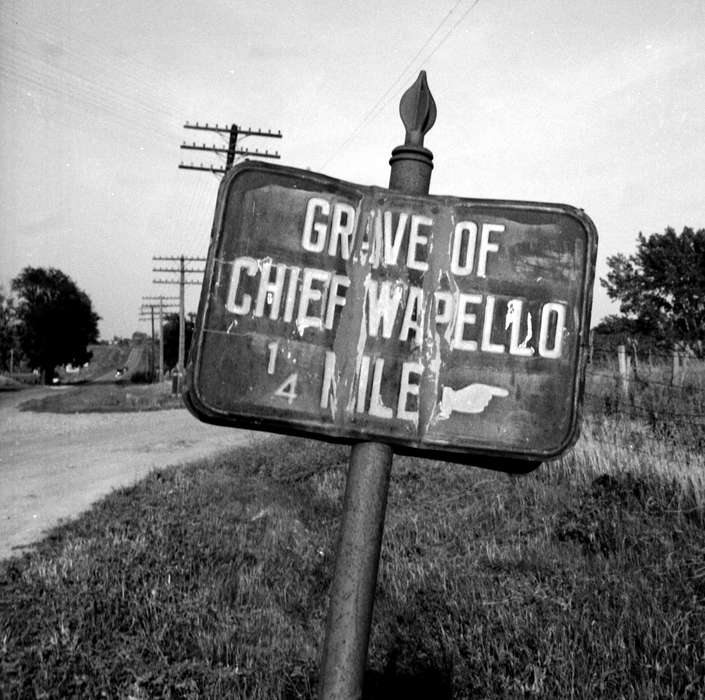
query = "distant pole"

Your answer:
(149, 305), (156, 381)
(318, 71), (436, 700)
(141, 295), (178, 381)
(159, 298), (165, 382)
(178, 255), (186, 383)
(152, 257), (203, 389)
